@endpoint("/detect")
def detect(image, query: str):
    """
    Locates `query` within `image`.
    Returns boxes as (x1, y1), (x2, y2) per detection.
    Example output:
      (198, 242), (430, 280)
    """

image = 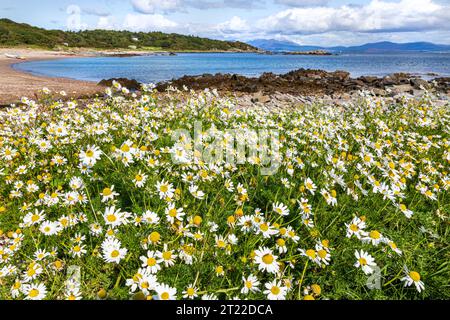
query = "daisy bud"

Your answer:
(97, 289), (107, 299)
